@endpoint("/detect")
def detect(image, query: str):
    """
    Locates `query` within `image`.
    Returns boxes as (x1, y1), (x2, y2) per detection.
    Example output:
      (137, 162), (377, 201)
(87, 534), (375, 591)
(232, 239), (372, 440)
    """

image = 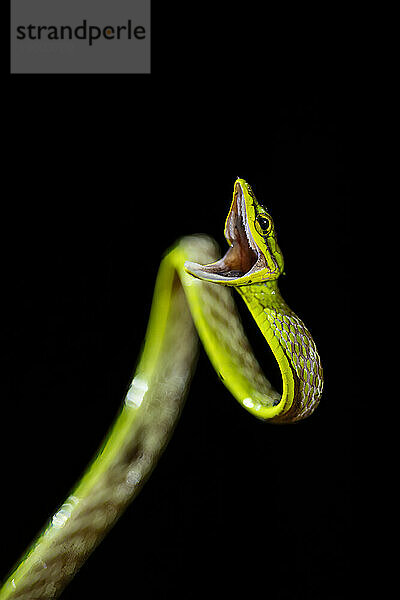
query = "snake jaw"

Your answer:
(185, 181), (267, 284)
